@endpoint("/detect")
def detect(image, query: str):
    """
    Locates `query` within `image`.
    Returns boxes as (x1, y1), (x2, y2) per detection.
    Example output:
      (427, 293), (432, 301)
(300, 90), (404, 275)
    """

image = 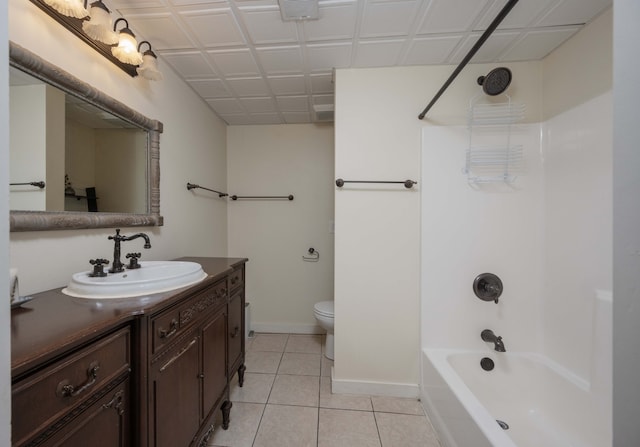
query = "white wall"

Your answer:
(613, 1), (640, 444)
(334, 60), (542, 395)
(1, 0), (13, 442)
(227, 124), (335, 333)
(9, 0), (228, 295)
